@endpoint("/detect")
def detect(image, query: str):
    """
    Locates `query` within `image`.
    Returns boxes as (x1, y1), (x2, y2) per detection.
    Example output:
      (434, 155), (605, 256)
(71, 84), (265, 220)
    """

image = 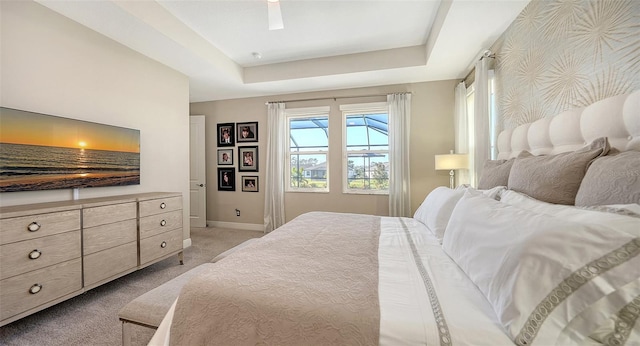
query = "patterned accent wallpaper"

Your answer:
(491, 0), (640, 130)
